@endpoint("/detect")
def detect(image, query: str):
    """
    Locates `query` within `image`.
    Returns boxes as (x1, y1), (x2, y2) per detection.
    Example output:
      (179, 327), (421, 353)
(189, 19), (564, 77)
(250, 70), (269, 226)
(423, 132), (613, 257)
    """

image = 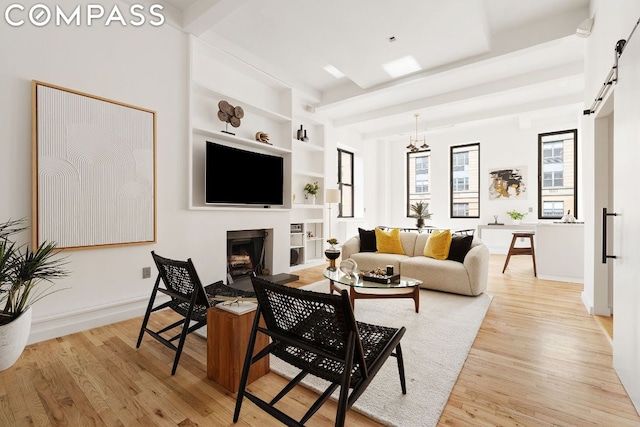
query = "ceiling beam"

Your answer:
(332, 61), (583, 128)
(361, 95), (583, 141)
(182, 0), (248, 36)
